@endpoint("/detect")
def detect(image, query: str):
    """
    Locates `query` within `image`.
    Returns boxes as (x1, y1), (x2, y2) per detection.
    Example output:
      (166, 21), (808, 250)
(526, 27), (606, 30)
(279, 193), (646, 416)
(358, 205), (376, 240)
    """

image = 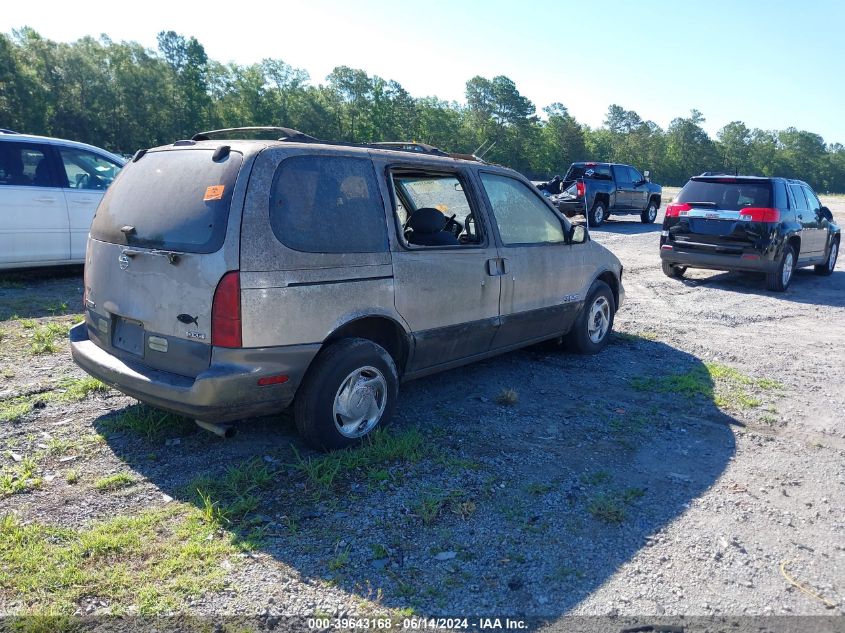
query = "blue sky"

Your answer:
(3, 0), (843, 143)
